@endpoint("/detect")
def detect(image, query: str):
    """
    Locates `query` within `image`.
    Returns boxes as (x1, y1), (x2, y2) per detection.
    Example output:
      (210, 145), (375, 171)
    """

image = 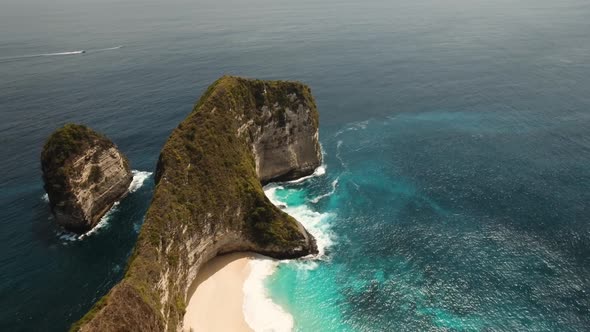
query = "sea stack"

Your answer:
(41, 124), (133, 233)
(73, 76), (321, 331)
